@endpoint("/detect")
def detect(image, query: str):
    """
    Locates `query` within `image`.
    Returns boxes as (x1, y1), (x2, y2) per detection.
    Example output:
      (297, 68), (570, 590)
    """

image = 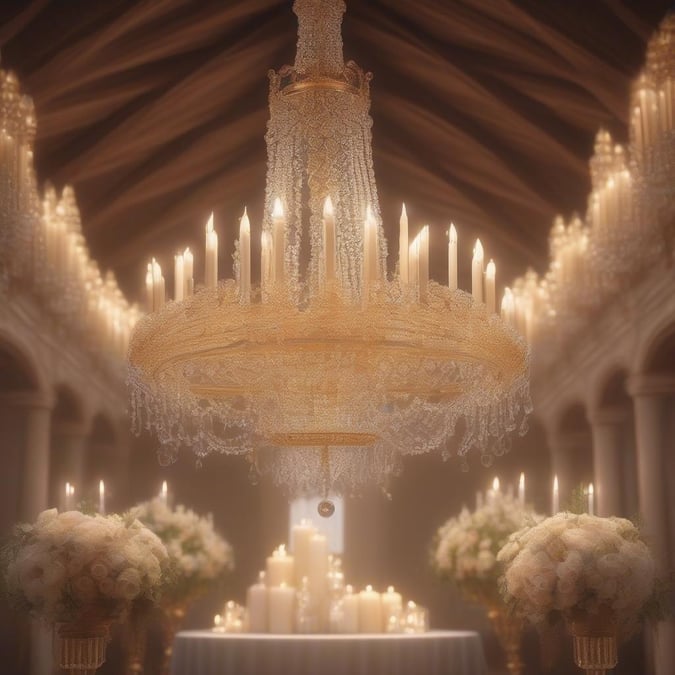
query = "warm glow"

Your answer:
(272, 197), (284, 218)
(473, 238), (484, 262)
(161, 480), (168, 499)
(323, 195), (334, 217)
(99, 480), (104, 497)
(519, 472), (525, 491)
(492, 476), (500, 492)
(486, 259), (496, 280)
(206, 211), (214, 233)
(449, 223), (457, 243)
(240, 207), (250, 233)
